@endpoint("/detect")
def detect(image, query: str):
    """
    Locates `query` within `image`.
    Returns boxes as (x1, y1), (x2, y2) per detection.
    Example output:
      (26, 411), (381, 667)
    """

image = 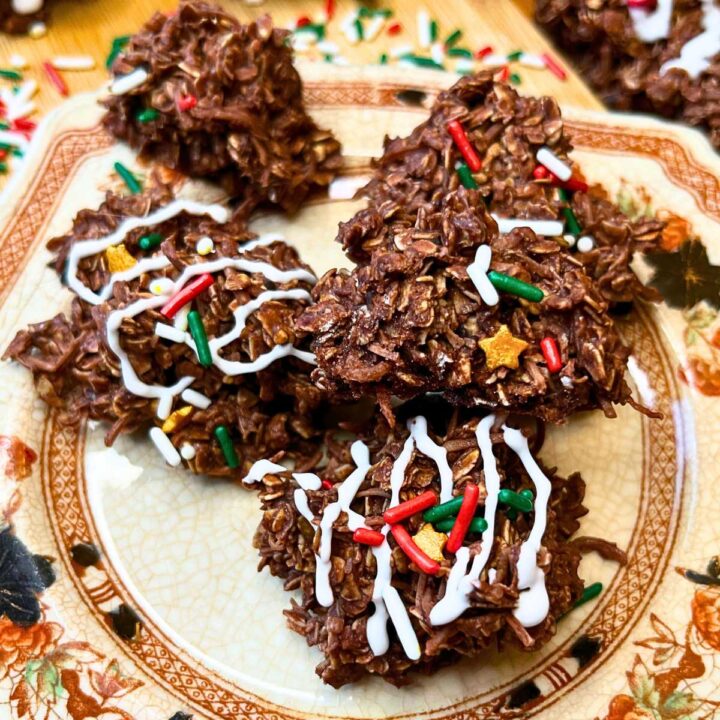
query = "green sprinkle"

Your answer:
(353, 17), (364, 40)
(510, 72), (522, 85)
(379, 53), (388, 65)
(574, 582), (603, 608)
(136, 108), (158, 123)
(0, 69), (22, 80)
(507, 50), (523, 61)
(557, 187), (570, 203)
(214, 425), (239, 469)
(138, 233), (163, 251)
(113, 161), (142, 195)
(487, 271), (544, 302)
(295, 23), (325, 39)
(106, 35), (130, 69)
(324, 54), (334, 62)
(435, 516), (488, 534)
(187, 310), (213, 368)
(444, 29), (462, 48)
(0, 162), (7, 174)
(11, 147), (22, 158)
(112, 34), (131, 46)
(499, 488), (534, 512)
(456, 161), (478, 189)
(506, 507), (518, 520)
(520, 488), (534, 501)
(400, 54), (444, 70)
(448, 47), (473, 58)
(359, 6), (393, 17)
(0, 142), (12, 150)
(0, 122), (8, 130)
(562, 206), (582, 236)
(423, 495), (464, 523)
(358, 6), (374, 17)
(429, 19), (438, 42)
